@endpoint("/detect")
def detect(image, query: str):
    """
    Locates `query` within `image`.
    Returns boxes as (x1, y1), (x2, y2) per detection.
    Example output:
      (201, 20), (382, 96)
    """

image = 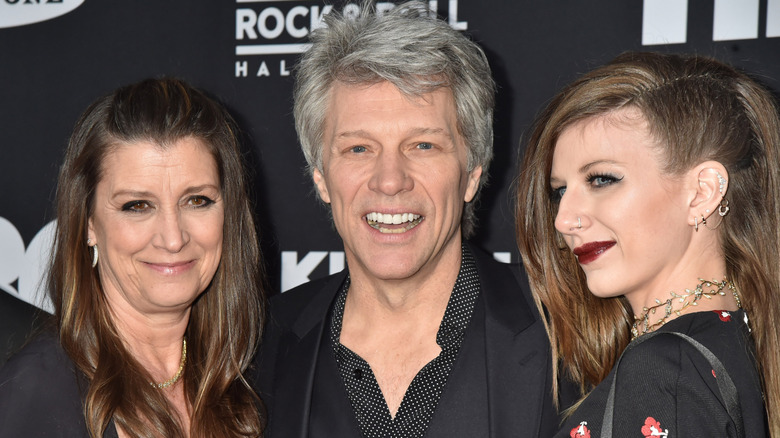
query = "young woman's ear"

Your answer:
(686, 161), (728, 229)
